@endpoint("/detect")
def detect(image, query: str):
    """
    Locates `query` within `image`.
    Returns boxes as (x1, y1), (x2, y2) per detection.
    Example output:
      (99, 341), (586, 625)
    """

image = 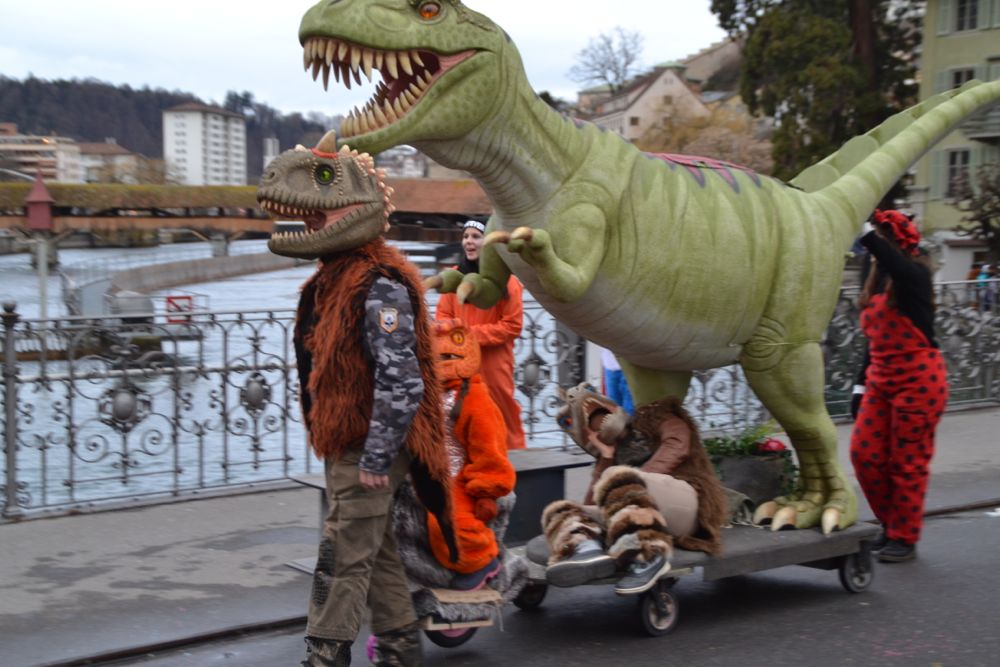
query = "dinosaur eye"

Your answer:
(557, 415), (573, 429)
(418, 2), (440, 19)
(314, 164), (335, 185)
(450, 331), (465, 345)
